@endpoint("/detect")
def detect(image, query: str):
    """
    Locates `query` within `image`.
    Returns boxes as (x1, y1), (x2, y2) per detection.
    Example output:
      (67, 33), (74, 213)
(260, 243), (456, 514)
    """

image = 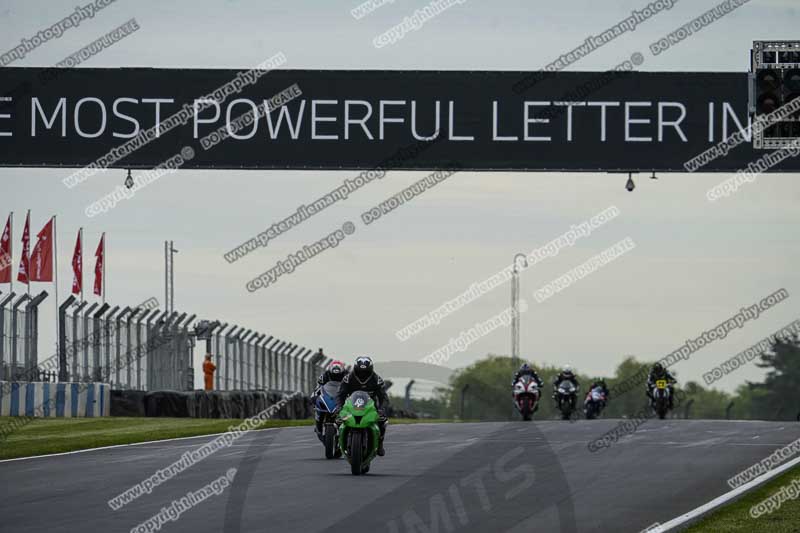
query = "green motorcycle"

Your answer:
(337, 391), (381, 475)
